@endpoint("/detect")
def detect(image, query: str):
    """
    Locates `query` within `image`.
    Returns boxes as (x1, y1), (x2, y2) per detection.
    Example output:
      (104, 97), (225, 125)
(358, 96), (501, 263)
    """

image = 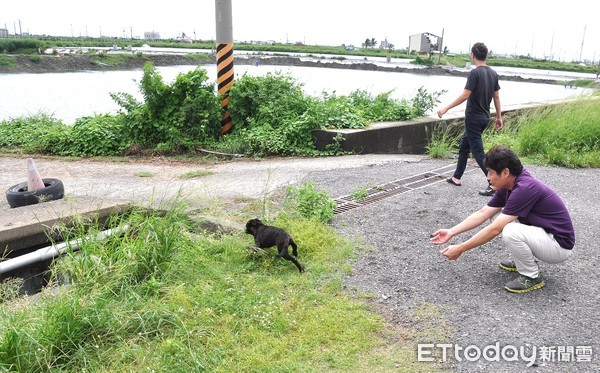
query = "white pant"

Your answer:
(501, 221), (572, 278)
